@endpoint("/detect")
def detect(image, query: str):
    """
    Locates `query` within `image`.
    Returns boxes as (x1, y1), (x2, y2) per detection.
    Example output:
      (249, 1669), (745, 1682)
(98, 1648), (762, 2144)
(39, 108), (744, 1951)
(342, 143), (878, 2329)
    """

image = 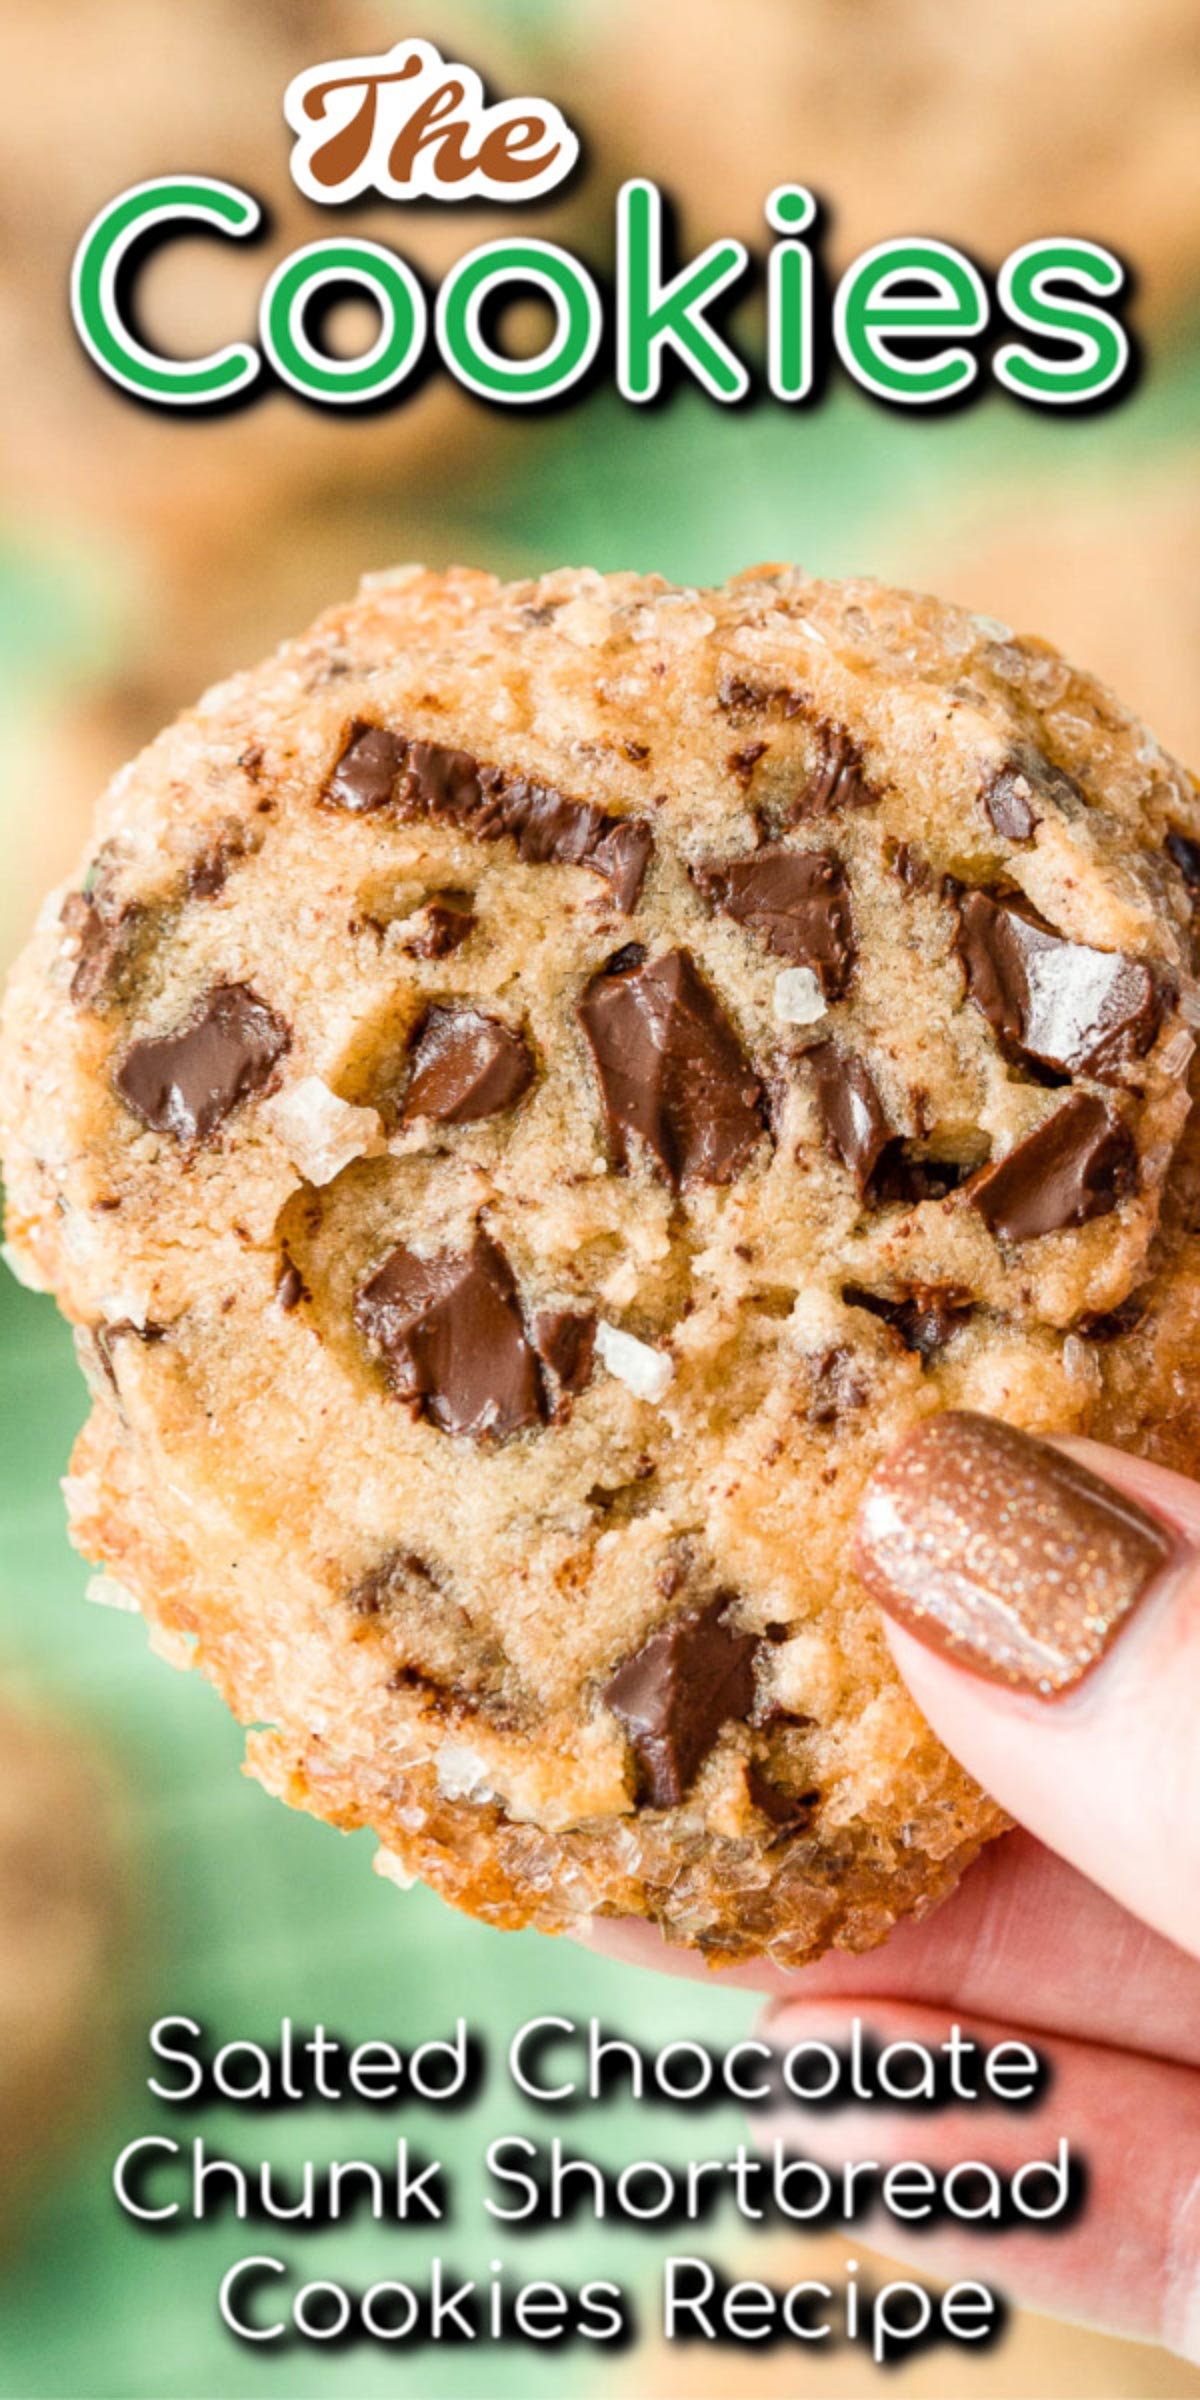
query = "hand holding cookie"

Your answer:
(3, 562), (1199, 1976)
(593, 1417), (1200, 2359)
